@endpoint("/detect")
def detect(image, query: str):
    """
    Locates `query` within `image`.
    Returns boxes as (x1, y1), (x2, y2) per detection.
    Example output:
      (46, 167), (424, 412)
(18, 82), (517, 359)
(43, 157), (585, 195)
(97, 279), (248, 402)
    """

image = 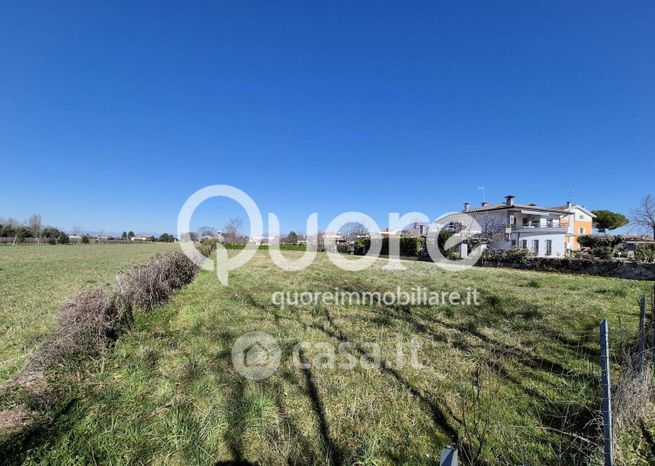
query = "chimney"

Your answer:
(464, 202), (470, 213)
(566, 201), (572, 208)
(505, 195), (515, 207)
(481, 202), (488, 207)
